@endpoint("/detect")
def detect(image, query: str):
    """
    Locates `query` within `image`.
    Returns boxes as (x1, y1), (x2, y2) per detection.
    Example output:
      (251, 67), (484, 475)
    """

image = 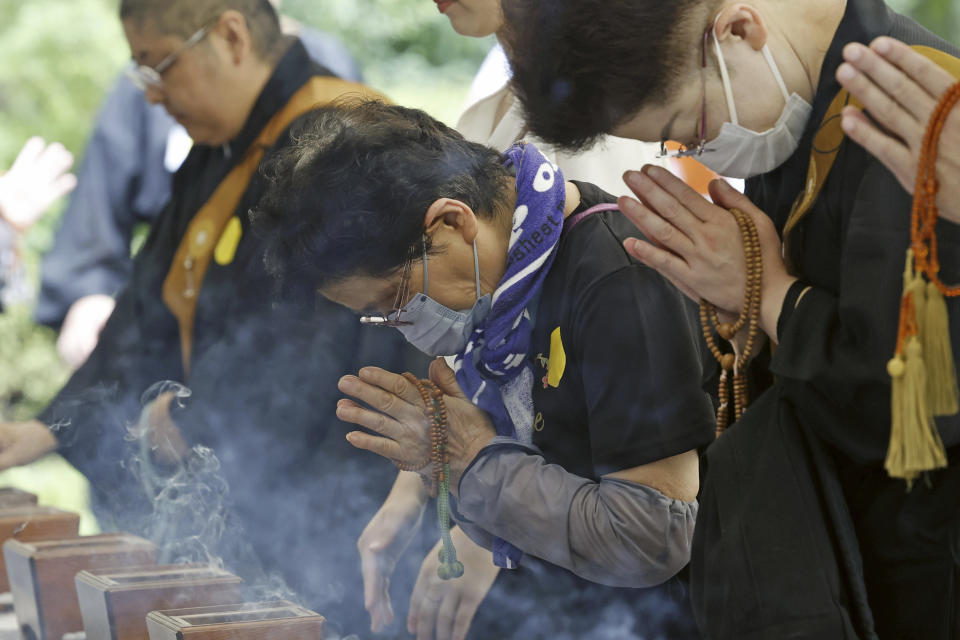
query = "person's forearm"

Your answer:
(455, 438), (696, 588)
